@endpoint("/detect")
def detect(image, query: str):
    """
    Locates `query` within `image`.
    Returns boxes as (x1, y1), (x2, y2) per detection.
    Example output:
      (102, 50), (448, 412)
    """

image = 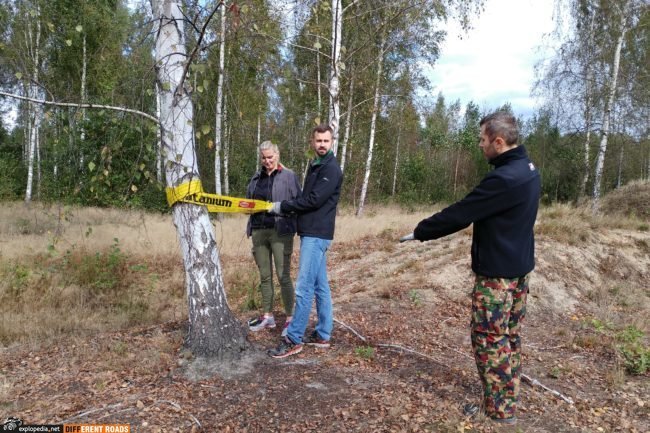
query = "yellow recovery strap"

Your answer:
(165, 179), (272, 214)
